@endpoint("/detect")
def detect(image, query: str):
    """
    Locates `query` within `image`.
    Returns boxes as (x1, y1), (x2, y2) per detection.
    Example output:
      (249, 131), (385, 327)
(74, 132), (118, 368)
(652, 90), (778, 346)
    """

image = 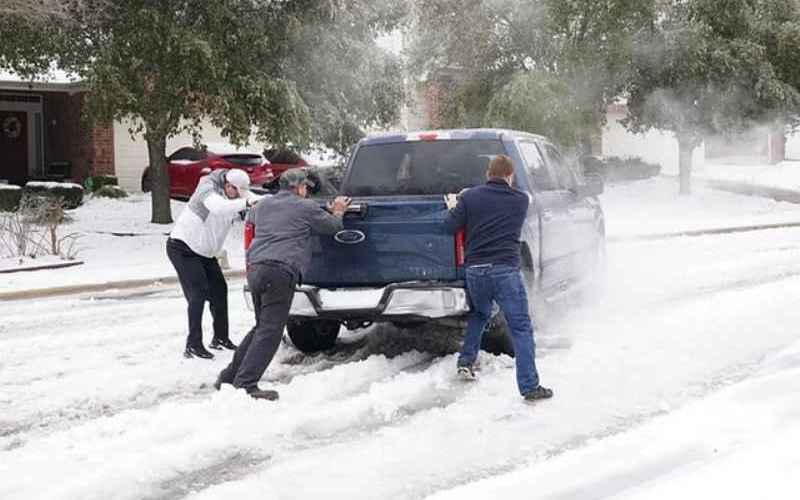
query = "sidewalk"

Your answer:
(694, 160), (800, 203)
(0, 269), (246, 301)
